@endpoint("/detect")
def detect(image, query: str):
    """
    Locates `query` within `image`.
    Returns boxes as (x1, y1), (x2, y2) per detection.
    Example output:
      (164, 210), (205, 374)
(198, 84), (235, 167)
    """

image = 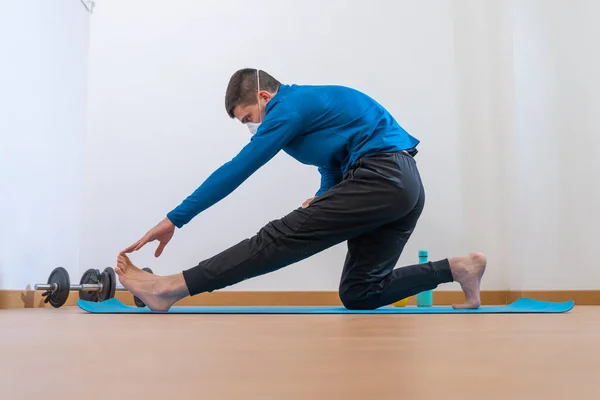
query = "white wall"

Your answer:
(76, 0), (600, 293)
(508, 0), (600, 289)
(0, 0), (90, 289)
(450, 0), (515, 290)
(82, 0), (472, 290)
